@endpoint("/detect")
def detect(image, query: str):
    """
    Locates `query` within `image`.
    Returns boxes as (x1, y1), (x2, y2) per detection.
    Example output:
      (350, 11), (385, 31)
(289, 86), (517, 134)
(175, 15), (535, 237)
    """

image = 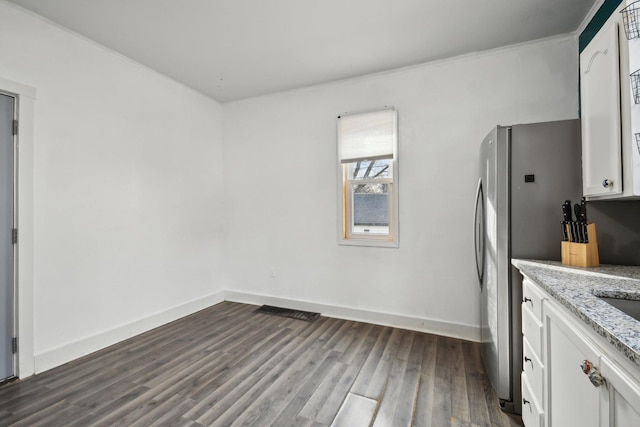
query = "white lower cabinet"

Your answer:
(522, 279), (546, 426)
(521, 278), (640, 427)
(523, 338), (544, 405)
(545, 303), (605, 427)
(522, 373), (544, 427)
(601, 355), (640, 426)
